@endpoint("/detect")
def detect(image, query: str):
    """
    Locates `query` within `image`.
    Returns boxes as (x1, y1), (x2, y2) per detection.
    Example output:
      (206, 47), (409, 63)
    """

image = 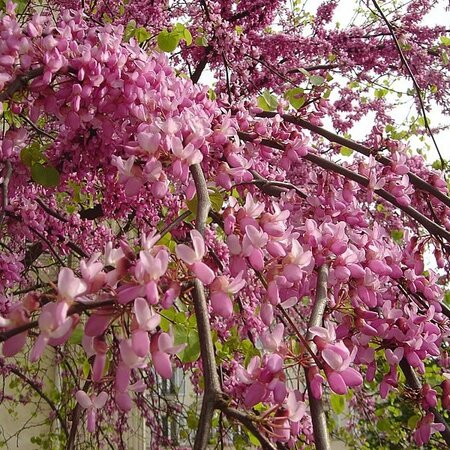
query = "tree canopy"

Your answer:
(0, 0), (450, 449)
